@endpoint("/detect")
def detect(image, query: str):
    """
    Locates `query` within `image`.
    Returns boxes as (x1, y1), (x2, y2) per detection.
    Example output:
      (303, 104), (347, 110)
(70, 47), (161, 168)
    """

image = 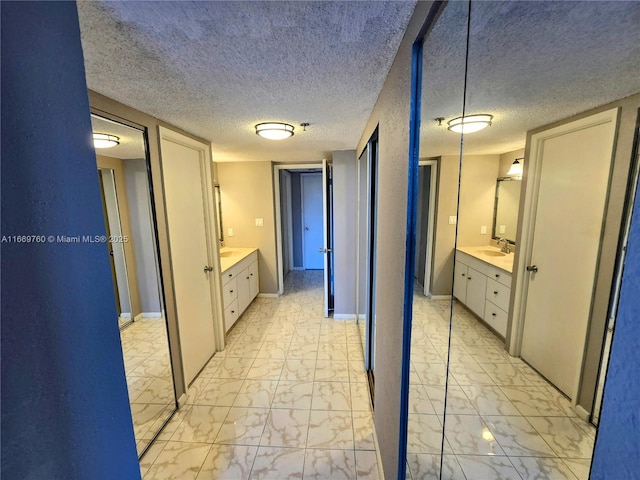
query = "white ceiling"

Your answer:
(419, 1), (640, 157)
(77, 1), (640, 164)
(77, 0), (418, 163)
